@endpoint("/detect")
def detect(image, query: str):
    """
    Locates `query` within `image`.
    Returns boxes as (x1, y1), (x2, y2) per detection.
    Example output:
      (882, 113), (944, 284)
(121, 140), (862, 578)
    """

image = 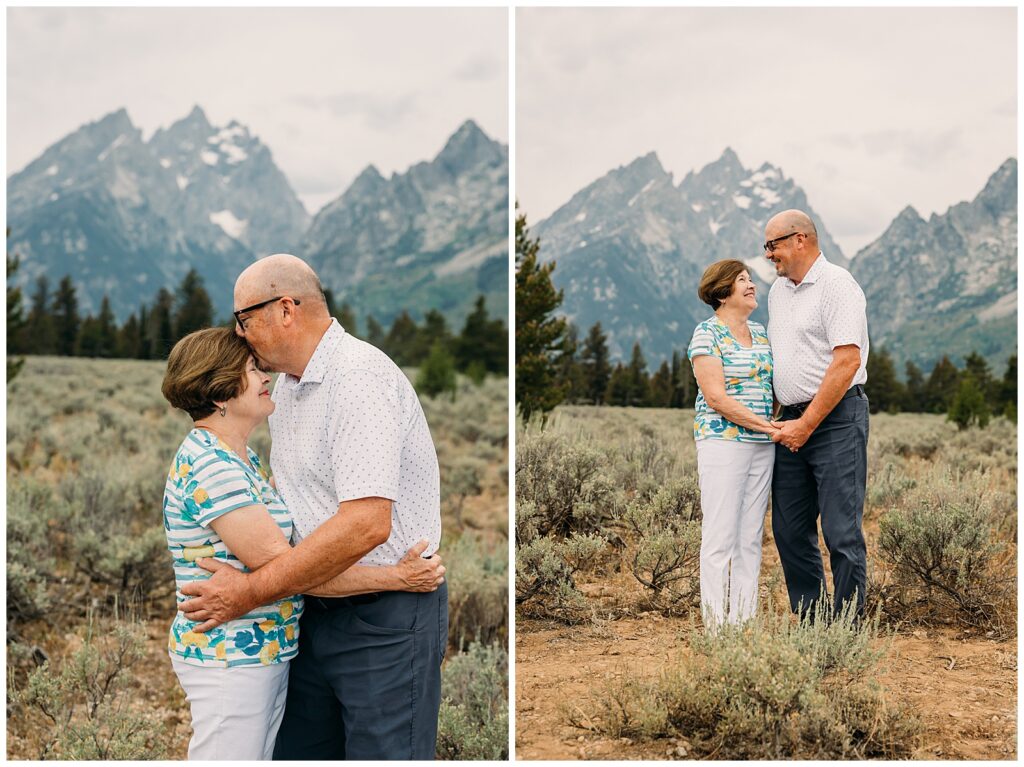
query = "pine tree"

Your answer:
(963, 351), (996, 401)
(173, 268), (214, 342)
(22, 276), (57, 355)
(1000, 355), (1016, 421)
(416, 341), (457, 400)
(51, 276), (80, 356)
(117, 311), (144, 359)
(366, 314), (385, 348)
(78, 296), (117, 358)
(903, 361), (926, 412)
(338, 302), (358, 337)
(865, 346), (904, 413)
(515, 207), (567, 422)
(456, 296), (506, 374)
(605, 363), (630, 406)
(626, 342), (650, 407)
(148, 288), (175, 359)
(580, 322), (611, 405)
(948, 374), (990, 431)
(6, 241), (26, 380)
(135, 302), (152, 360)
(554, 323), (586, 404)
(412, 309), (451, 365)
(649, 360), (673, 408)
(925, 356), (959, 413)
(385, 311), (420, 366)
